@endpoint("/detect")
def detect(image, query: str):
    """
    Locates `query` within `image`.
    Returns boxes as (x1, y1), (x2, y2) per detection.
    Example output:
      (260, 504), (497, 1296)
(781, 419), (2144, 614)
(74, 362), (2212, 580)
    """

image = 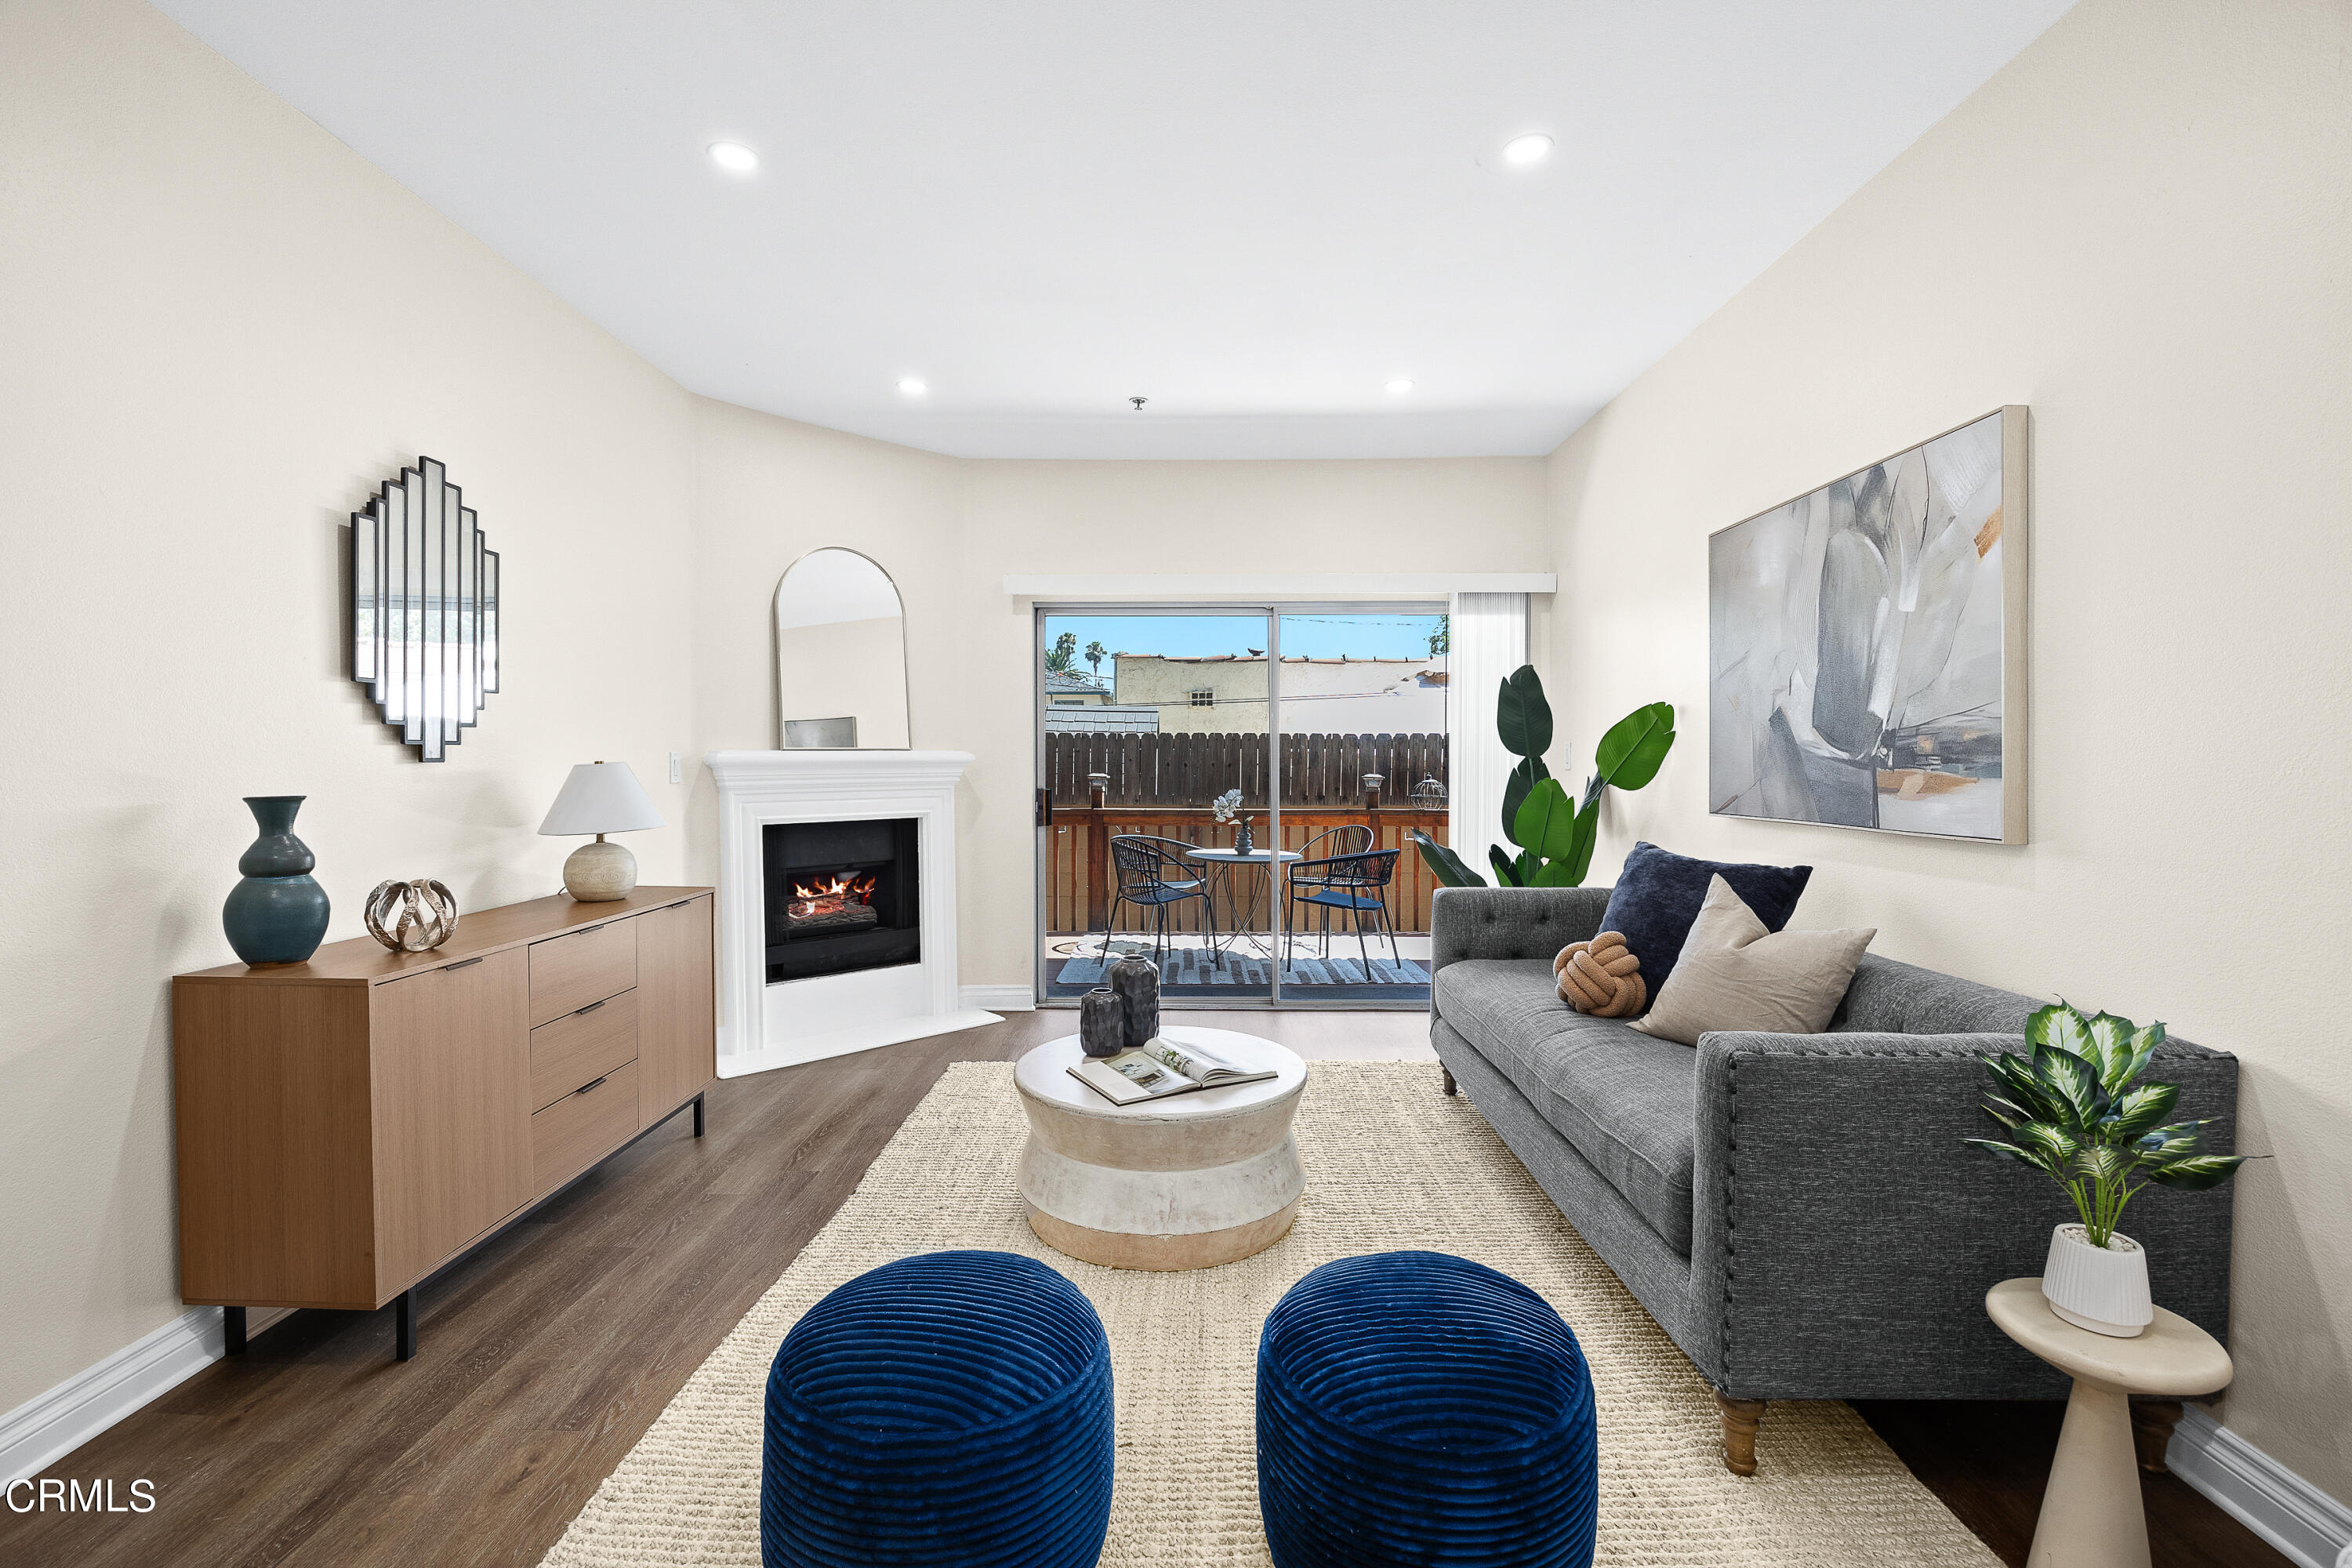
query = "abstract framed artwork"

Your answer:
(1709, 406), (2027, 843)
